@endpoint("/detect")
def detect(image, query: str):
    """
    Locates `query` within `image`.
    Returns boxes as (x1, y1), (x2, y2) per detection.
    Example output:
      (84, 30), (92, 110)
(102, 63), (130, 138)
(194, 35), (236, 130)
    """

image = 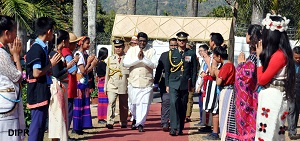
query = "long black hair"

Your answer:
(213, 45), (228, 60)
(0, 15), (15, 36)
(98, 47), (108, 61)
(50, 30), (69, 51)
(210, 32), (224, 46)
(56, 30), (69, 45)
(247, 24), (262, 52)
(259, 15), (295, 100)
